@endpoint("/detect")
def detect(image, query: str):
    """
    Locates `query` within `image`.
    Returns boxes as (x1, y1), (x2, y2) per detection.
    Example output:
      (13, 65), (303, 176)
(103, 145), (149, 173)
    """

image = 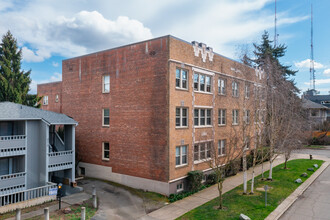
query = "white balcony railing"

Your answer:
(48, 150), (74, 172)
(0, 172), (26, 195)
(0, 182), (57, 207)
(0, 135), (26, 153)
